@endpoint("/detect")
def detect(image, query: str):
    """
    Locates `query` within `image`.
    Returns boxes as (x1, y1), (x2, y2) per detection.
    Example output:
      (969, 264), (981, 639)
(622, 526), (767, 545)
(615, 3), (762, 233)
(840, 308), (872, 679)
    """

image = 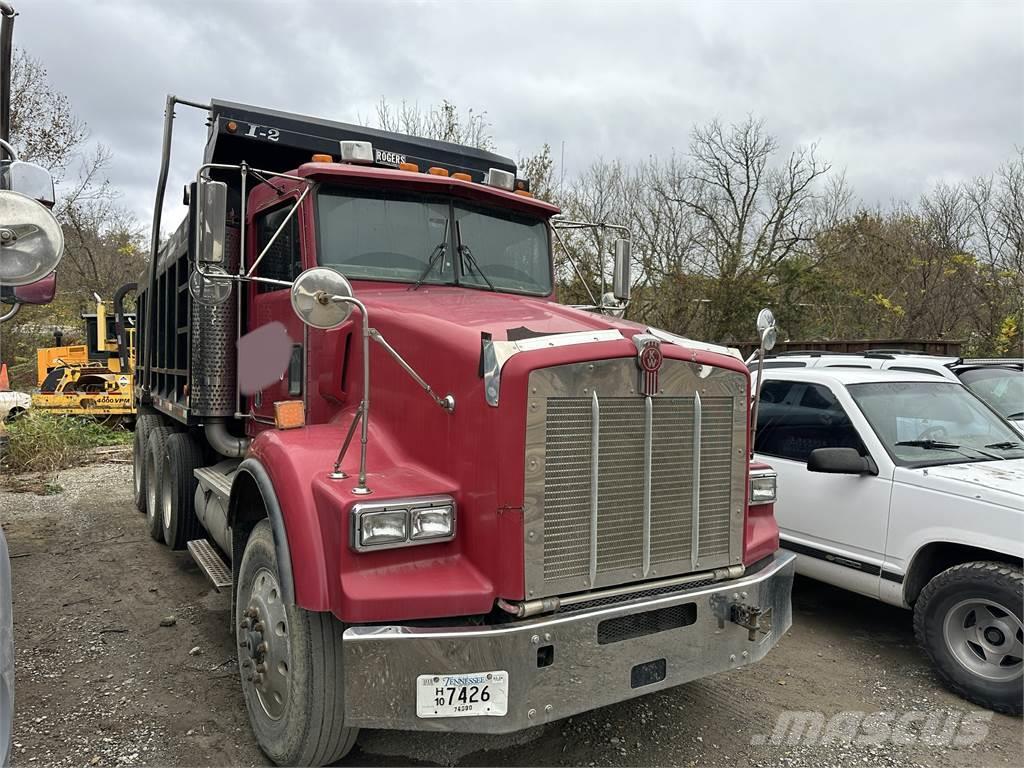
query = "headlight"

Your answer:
(411, 506), (454, 540)
(352, 496), (456, 551)
(359, 510), (408, 548)
(749, 473), (777, 505)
